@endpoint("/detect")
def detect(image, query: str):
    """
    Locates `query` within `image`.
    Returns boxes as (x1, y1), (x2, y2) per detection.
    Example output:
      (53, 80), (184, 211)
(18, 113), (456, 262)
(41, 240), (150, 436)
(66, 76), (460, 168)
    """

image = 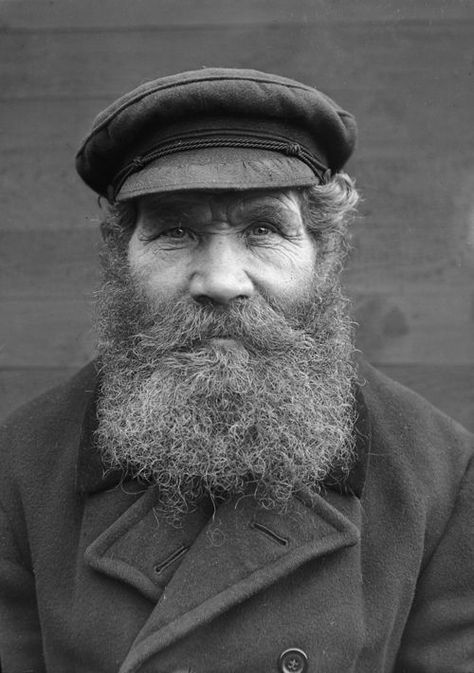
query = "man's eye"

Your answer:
(139, 224), (195, 243)
(162, 226), (189, 239)
(249, 224), (276, 236)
